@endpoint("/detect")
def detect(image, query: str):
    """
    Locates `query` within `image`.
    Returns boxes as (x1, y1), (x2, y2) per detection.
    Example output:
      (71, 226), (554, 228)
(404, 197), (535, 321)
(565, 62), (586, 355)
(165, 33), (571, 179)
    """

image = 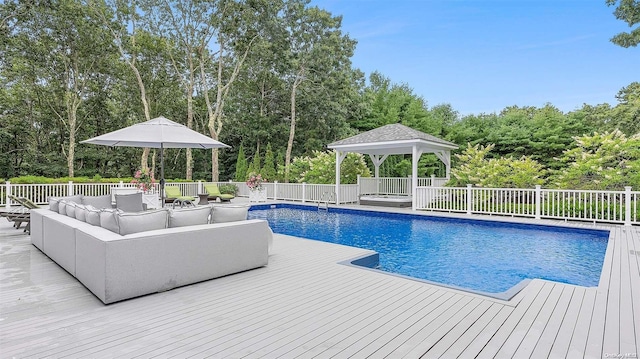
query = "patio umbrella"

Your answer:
(81, 116), (230, 205)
